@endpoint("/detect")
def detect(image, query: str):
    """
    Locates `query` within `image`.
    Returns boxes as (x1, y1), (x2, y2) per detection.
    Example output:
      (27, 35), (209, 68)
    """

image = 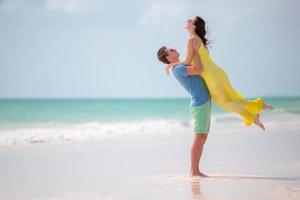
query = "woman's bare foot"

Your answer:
(254, 114), (265, 131)
(263, 104), (274, 110)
